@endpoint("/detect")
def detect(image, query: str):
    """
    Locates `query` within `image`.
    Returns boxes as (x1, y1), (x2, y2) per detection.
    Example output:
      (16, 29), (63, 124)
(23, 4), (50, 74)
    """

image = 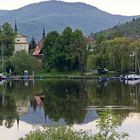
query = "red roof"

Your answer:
(32, 38), (45, 56)
(86, 36), (94, 45)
